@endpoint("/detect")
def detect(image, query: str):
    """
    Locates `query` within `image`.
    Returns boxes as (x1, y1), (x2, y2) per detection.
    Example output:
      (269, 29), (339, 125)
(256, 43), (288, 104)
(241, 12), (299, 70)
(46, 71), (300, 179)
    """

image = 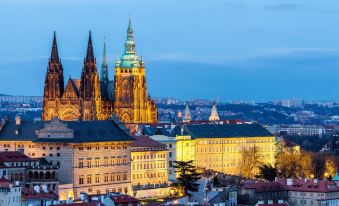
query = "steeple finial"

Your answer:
(50, 31), (59, 62)
(86, 31), (95, 62)
(101, 37), (109, 83)
(125, 17), (135, 54)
